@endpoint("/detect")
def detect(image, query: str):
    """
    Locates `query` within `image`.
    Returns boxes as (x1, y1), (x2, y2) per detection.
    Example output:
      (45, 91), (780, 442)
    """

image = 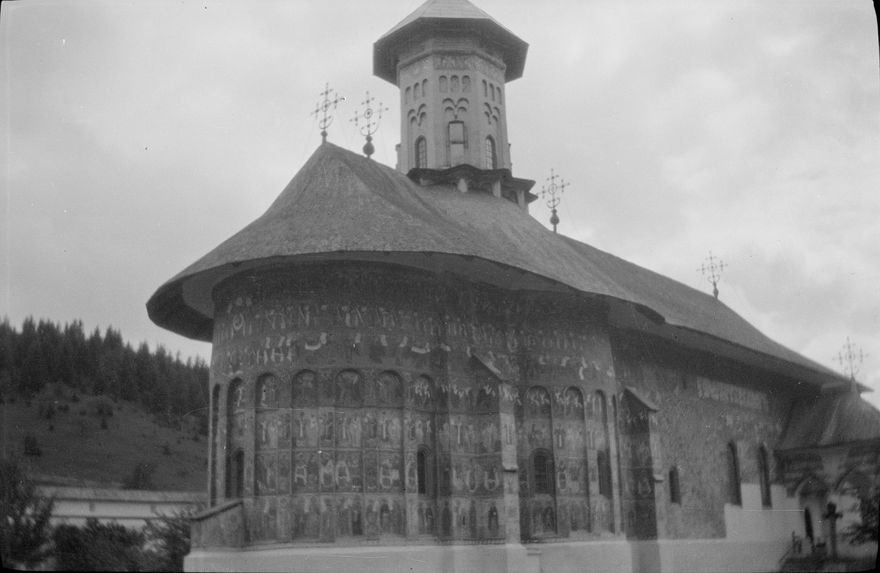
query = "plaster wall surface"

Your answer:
(39, 486), (204, 530)
(185, 543), (540, 573)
